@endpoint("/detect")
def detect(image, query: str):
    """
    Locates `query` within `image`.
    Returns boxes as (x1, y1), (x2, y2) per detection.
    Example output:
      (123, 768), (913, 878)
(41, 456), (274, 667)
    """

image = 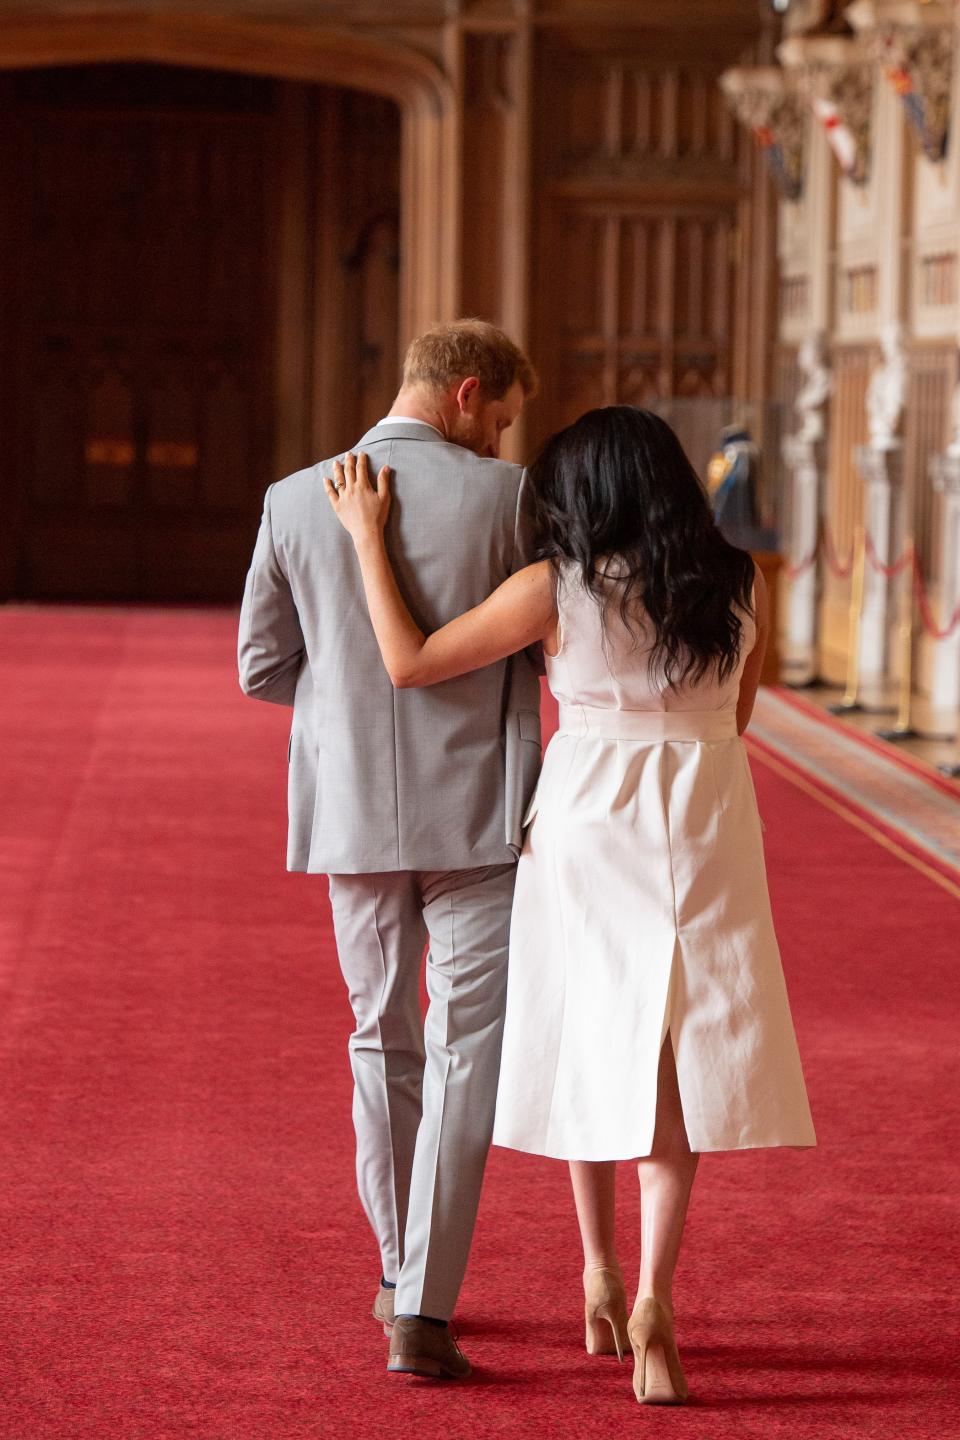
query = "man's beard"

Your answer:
(448, 411), (489, 457)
